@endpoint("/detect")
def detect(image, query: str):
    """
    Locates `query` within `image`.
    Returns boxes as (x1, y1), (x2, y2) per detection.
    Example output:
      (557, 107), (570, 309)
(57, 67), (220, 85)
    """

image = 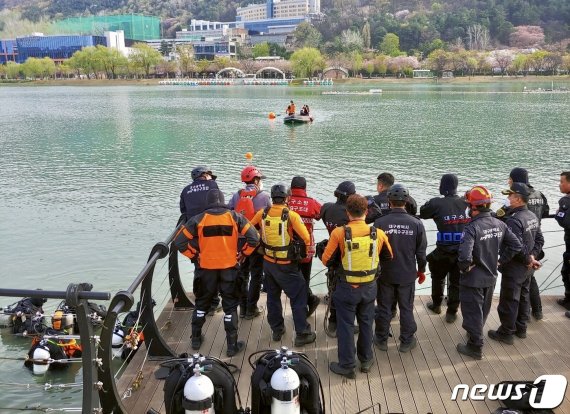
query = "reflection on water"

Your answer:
(0, 83), (568, 409)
